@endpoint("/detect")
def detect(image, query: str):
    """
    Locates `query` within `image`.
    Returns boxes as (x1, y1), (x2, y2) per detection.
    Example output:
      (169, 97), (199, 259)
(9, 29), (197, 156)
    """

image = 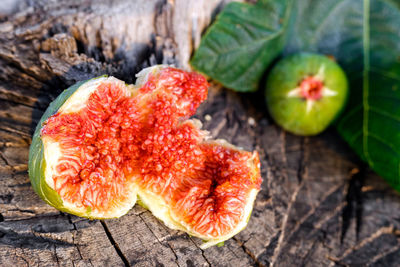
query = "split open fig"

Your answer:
(28, 65), (262, 248)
